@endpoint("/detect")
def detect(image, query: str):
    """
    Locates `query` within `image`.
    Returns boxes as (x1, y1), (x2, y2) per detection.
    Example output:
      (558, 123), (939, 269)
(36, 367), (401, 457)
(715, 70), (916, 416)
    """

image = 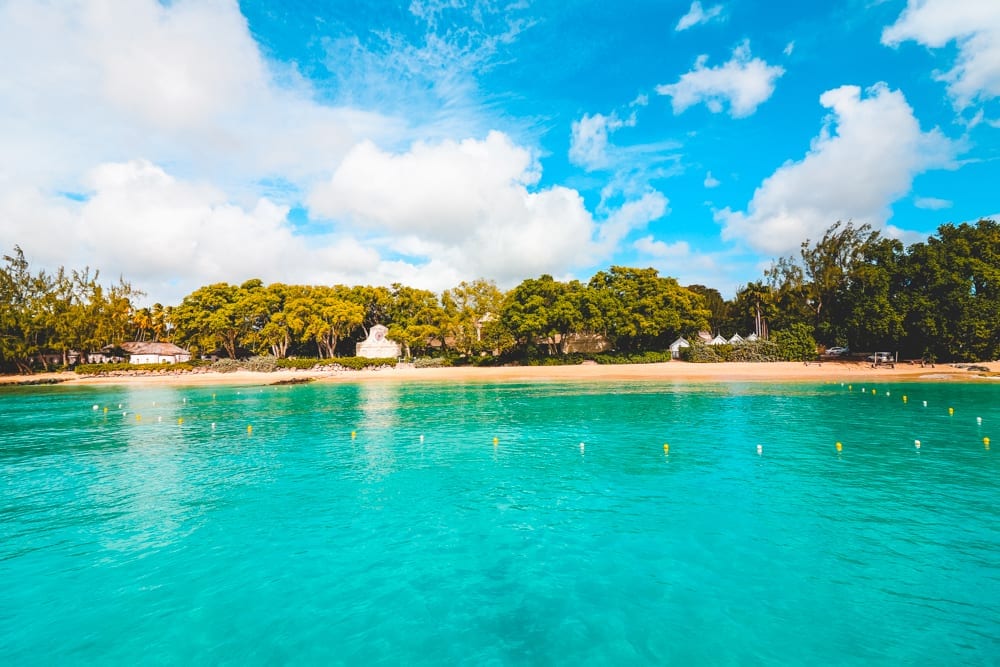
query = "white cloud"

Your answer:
(784, 41), (795, 56)
(0, 161), (382, 304)
(913, 196), (953, 210)
(0, 0), (399, 196)
(883, 0), (1000, 109)
(676, 2), (724, 32)
(309, 132), (665, 283)
(718, 83), (958, 254)
(633, 236), (746, 295)
(704, 172), (721, 188)
(656, 41), (784, 117)
(569, 112), (637, 171)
